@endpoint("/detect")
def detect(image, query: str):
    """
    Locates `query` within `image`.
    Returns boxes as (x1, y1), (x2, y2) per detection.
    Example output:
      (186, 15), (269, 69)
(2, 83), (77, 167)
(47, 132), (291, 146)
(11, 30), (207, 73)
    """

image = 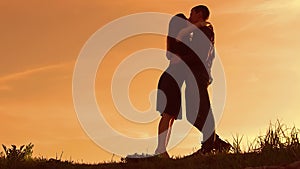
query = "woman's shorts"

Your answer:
(156, 64), (185, 119)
